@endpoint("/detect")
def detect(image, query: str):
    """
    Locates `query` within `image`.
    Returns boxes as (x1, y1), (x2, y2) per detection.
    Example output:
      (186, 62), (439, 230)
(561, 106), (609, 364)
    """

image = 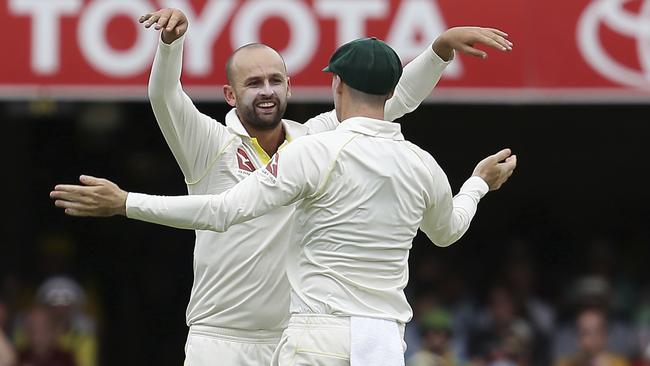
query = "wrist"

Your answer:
(161, 31), (177, 45)
(432, 38), (454, 62)
(118, 191), (128, 216)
